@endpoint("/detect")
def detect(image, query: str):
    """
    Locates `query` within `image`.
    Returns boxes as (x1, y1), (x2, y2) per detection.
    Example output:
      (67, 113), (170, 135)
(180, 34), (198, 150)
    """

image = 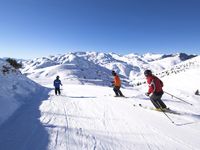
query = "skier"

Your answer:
(111, 70), (124, 97)
(54, 75), (62, 95)
(144, 70), (167, 110)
